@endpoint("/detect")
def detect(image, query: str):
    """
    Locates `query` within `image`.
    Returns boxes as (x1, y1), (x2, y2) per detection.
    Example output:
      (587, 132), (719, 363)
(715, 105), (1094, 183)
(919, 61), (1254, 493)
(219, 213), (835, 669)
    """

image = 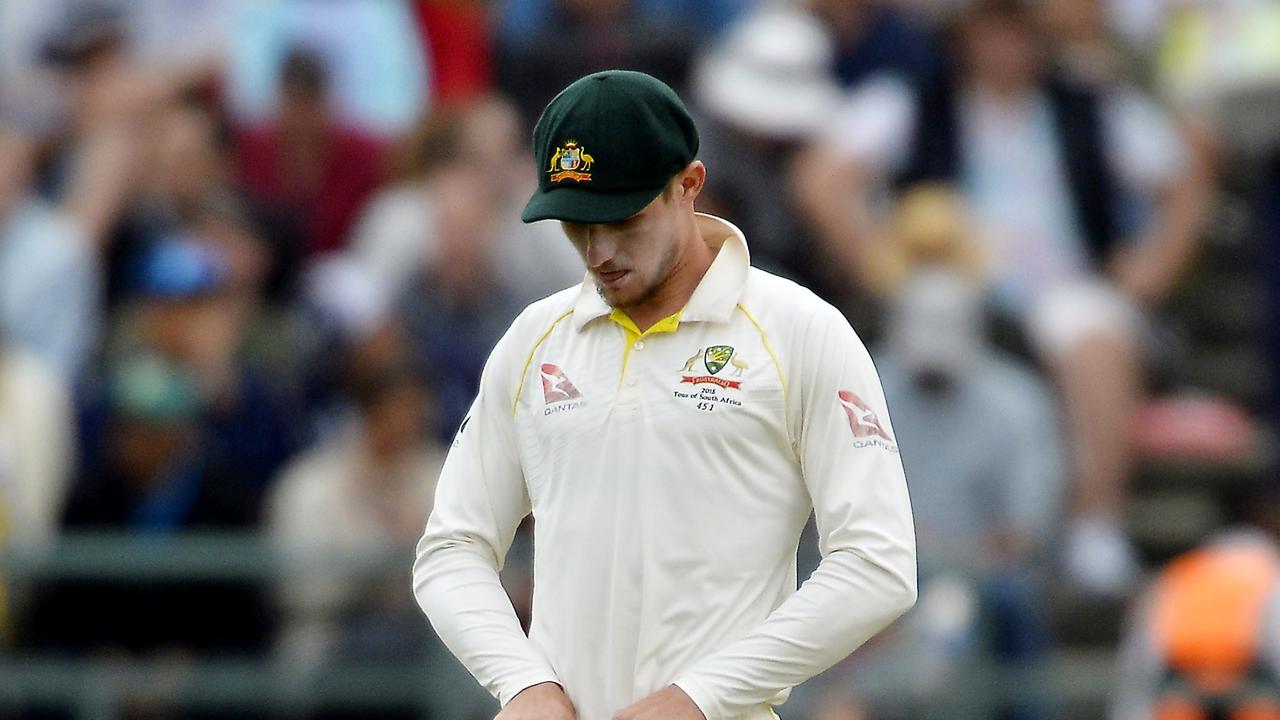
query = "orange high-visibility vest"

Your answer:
(1150, 541), (1280, 720)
